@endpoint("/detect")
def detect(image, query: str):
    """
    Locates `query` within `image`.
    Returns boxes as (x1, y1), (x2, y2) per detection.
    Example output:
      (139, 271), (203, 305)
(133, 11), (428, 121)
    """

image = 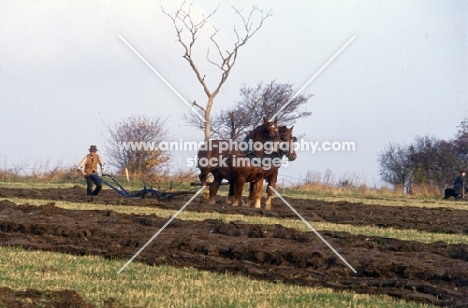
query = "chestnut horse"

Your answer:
(227, 122), (287, 207)
(248, 125), (297, 209)
(197, 117), (281, 205)
(198, 123), (297, 208)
